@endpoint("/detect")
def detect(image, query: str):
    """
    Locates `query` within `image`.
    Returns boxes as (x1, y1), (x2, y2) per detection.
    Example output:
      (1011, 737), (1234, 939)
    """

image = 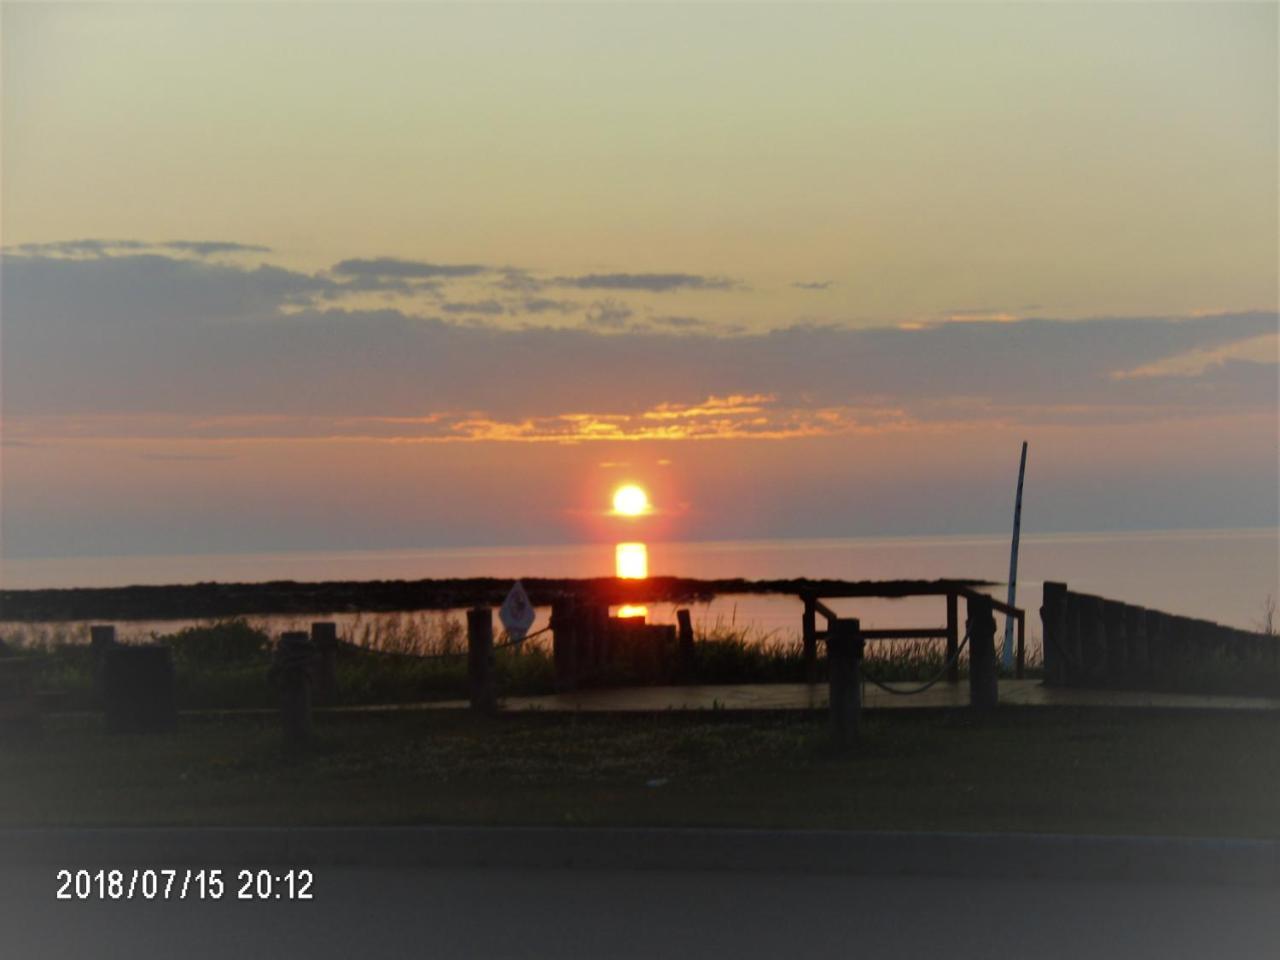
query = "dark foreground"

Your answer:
(4, 708), (1278, 836)
(3, 863), (1275, 960)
